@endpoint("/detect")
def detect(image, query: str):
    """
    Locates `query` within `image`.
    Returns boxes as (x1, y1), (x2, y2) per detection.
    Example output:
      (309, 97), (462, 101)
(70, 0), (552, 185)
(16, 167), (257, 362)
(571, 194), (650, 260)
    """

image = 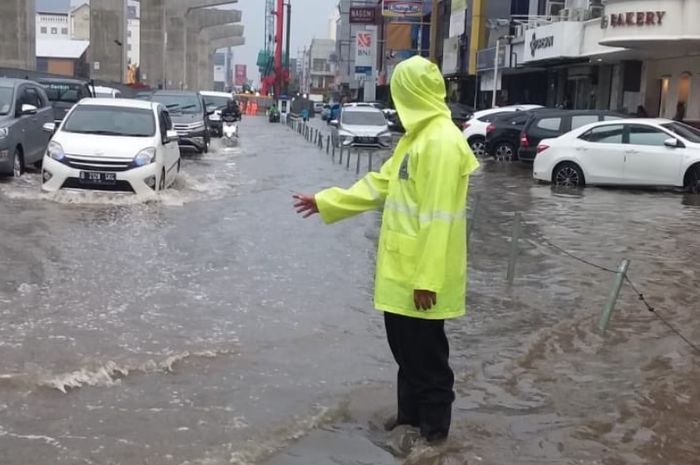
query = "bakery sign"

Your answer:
(601, 11), (666, 29)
